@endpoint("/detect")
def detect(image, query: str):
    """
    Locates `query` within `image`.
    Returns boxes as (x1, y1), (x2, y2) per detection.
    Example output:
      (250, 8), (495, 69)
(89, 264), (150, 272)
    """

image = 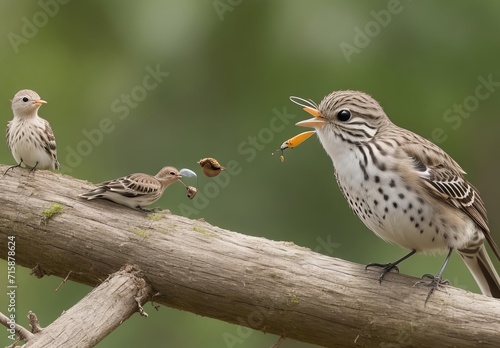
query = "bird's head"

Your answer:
(11, 89), (47, 119)
(293, 90), (390, 146)
(155, 166), (182, 186)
